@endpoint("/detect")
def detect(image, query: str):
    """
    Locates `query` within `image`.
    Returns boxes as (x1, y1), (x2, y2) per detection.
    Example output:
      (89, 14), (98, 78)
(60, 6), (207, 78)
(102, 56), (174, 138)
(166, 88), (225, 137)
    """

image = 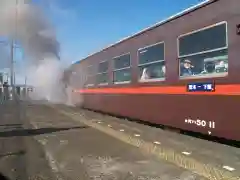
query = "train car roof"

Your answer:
(71, 0), (217, 66)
